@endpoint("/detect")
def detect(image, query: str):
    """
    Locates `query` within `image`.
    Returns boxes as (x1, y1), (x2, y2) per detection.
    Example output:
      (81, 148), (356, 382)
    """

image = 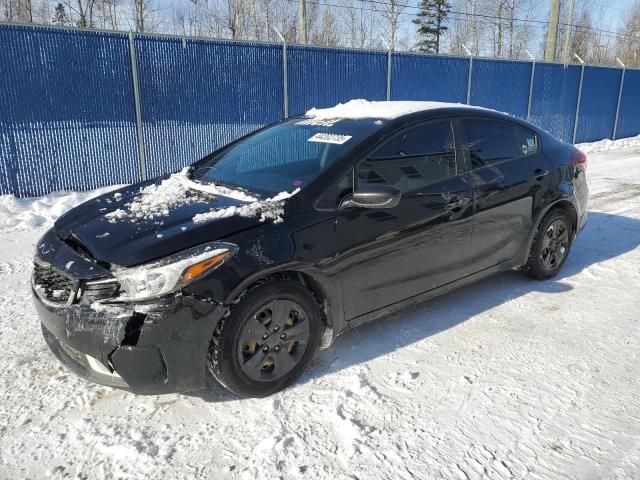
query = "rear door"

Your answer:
(335, 119), (474, 320)
(461, 118), (552, 273)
